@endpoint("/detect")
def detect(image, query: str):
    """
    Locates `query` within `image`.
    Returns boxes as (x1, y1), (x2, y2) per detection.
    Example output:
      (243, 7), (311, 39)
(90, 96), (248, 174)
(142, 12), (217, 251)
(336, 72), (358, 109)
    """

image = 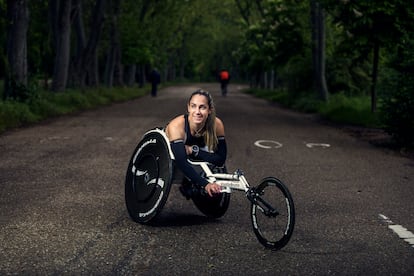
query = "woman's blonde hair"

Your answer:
(188, 89), (218, 151)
